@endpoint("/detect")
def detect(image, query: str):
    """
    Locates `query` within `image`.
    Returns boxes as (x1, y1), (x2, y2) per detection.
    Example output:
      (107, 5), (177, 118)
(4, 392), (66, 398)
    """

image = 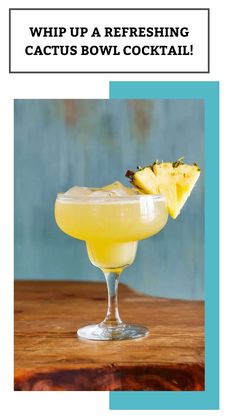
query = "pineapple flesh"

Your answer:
(126, 158), (200, 219)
